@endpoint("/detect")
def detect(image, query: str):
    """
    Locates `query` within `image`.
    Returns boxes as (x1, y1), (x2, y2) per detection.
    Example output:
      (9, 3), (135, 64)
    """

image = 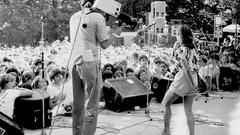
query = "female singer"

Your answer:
(161, 25), (198, 135)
